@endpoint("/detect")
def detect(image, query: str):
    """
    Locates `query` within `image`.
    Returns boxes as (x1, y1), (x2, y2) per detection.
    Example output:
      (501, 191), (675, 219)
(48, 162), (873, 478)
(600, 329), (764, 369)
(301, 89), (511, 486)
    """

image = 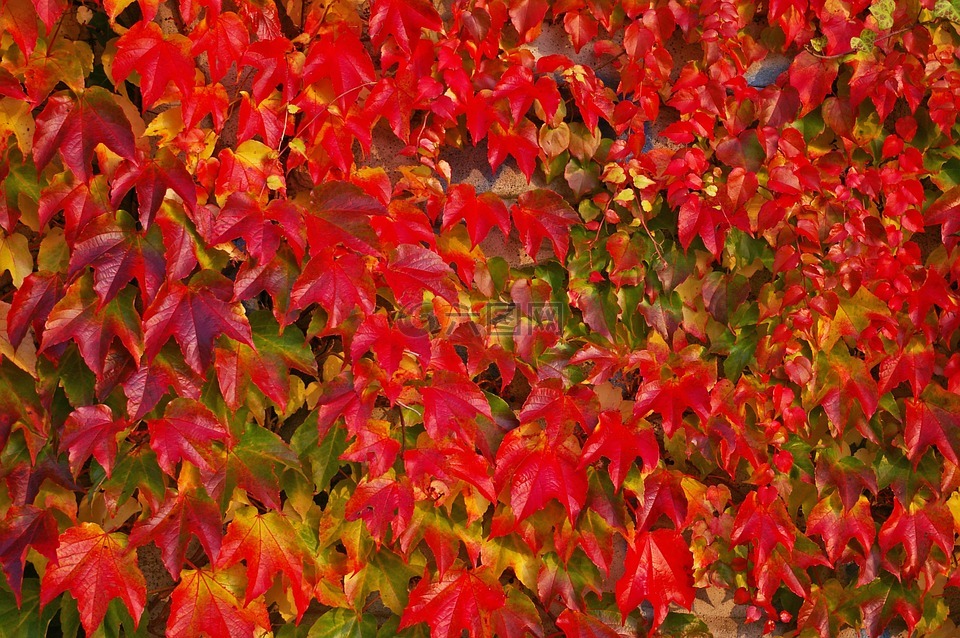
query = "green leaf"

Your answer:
(307, 608), (377, 638)
(291, 411), (348, 493)
(0, 579), (59, 638)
